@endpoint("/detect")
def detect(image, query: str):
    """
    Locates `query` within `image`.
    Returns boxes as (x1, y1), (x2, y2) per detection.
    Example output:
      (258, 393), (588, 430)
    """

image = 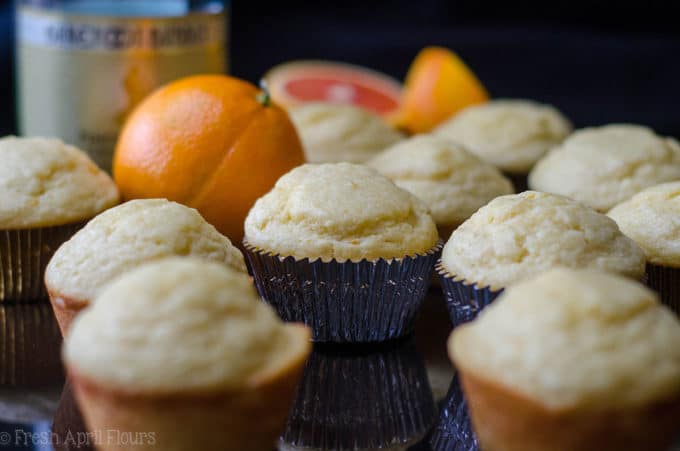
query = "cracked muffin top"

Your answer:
(609, 181), (680, 267)
(46, 199), (246, 304)
(244, 162), (439, 262)
(440, 191), (645, 289)
(449, 268), (680, 409)
(529, 124), (680, 212)
(64, 258), (311, 393)
(289, 102), (404, 163)
(367, 134), (514, 228)
(0, 136), (119, 228)
(434, 99), (572, 174)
